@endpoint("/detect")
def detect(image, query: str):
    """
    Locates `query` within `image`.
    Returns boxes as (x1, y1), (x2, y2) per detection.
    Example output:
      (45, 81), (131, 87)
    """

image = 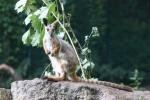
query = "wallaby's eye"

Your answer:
(46, 28), (49, 31)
